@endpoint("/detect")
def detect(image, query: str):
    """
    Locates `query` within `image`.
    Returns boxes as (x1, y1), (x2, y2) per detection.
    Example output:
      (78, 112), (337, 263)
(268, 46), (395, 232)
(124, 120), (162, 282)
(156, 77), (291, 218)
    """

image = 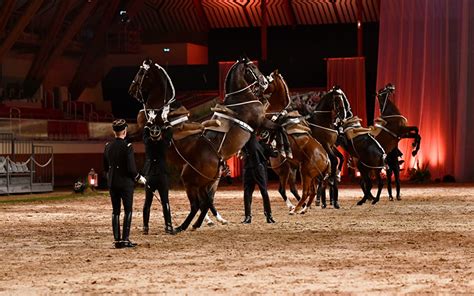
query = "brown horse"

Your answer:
(372, 83), (421, 200)
(264, 71), (331, 214)
(129, 57), (288, 232)
(287, 86), (346, 209)
(264, 70), (301, 210)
